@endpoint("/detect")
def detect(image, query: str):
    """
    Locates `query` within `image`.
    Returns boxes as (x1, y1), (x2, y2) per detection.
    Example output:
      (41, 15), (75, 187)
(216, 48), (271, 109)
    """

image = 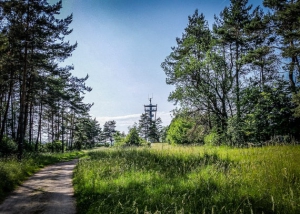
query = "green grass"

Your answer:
(0, 150), (85, 201)
(73, 144), (300, 213)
